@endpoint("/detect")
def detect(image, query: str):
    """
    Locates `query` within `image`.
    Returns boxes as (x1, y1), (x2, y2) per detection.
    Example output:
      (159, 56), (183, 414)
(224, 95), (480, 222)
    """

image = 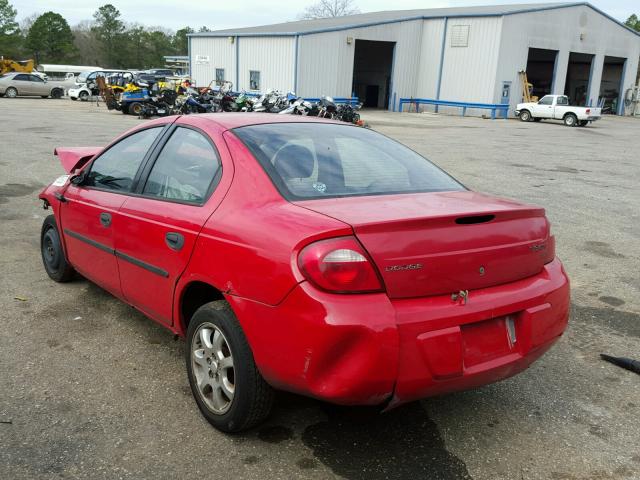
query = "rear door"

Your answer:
(11, 74), (31, 95)
(61, 126), (165, 297)
(114, 120), (231, 326)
